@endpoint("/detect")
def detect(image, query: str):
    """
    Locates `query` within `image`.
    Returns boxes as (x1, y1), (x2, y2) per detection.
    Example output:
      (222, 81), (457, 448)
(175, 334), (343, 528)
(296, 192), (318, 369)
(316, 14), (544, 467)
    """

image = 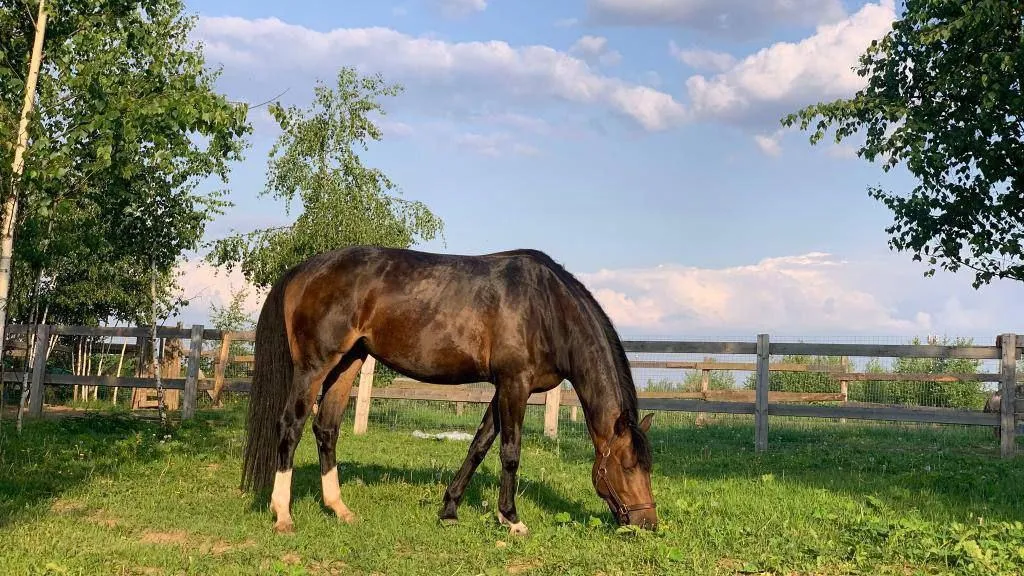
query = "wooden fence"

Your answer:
(6, 325), (1022, 458)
